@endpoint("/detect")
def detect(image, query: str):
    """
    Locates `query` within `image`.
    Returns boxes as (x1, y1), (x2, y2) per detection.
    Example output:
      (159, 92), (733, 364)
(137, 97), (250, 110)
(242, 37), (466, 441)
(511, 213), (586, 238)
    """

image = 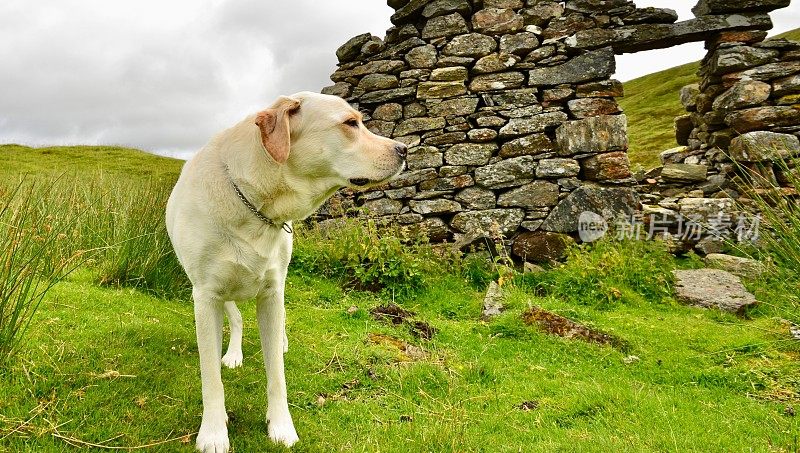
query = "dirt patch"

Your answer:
(371, 303), (437, 340)
(407, 320), (437, 340)
(368, 333), (427, 361)
(522, 306), (626, 350)
(517, 400), (540, 411)
(370, 304), (415, 325)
